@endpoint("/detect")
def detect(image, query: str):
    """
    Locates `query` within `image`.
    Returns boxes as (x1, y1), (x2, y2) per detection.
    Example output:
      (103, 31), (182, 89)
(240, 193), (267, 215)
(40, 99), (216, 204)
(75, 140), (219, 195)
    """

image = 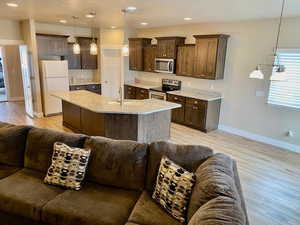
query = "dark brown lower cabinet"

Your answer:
(125, 85), (149, 100)
(167, 94), (185, 124)
(69, 84), (101, 95)
(167, 94), (221, 132)
(136, 88), (149, 99)
(124, 85), (137, 99)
